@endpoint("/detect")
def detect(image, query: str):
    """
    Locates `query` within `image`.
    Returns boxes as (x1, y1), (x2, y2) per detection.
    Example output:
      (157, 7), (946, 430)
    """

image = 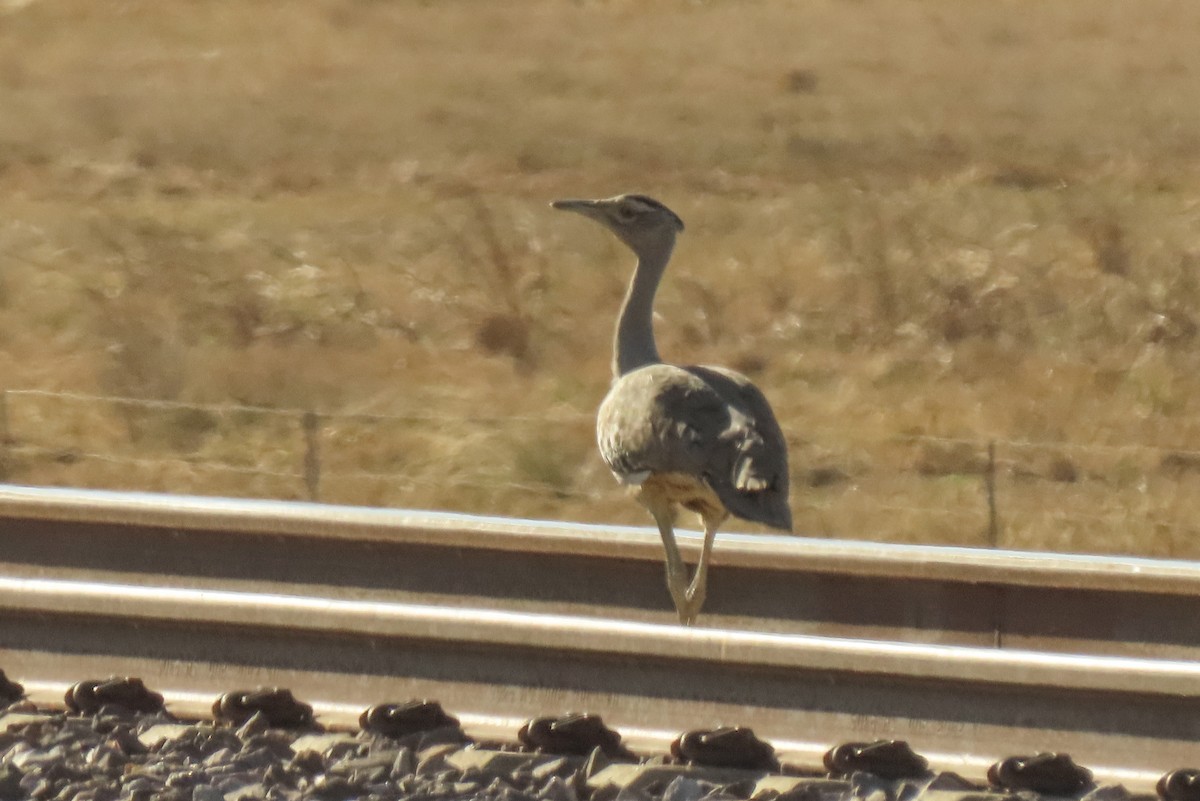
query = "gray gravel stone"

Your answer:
(664, 776), (715, 801)
(0, 764), (22, 801)
(1083, 787), (1132, 801)
(1, 702), (1143, 801)
(390, 746), (416, 778)
(539, 775), (580, 801)
(850, 772), (896, 801)
(532, 757), (578, 782)
(191, 787), (223, 801)
(416, 743), (459, 777)
(235, 713), (270, 741)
